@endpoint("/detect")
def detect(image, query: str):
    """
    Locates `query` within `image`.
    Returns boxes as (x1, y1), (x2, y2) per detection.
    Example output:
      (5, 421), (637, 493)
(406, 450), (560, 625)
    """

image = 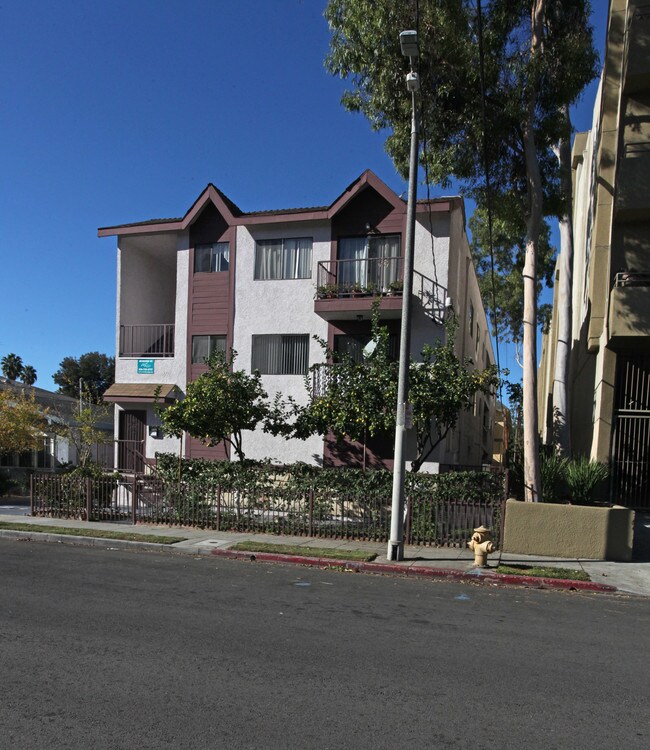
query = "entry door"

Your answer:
(118, 410), (146, 473)
(611, 355), (650, 509)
